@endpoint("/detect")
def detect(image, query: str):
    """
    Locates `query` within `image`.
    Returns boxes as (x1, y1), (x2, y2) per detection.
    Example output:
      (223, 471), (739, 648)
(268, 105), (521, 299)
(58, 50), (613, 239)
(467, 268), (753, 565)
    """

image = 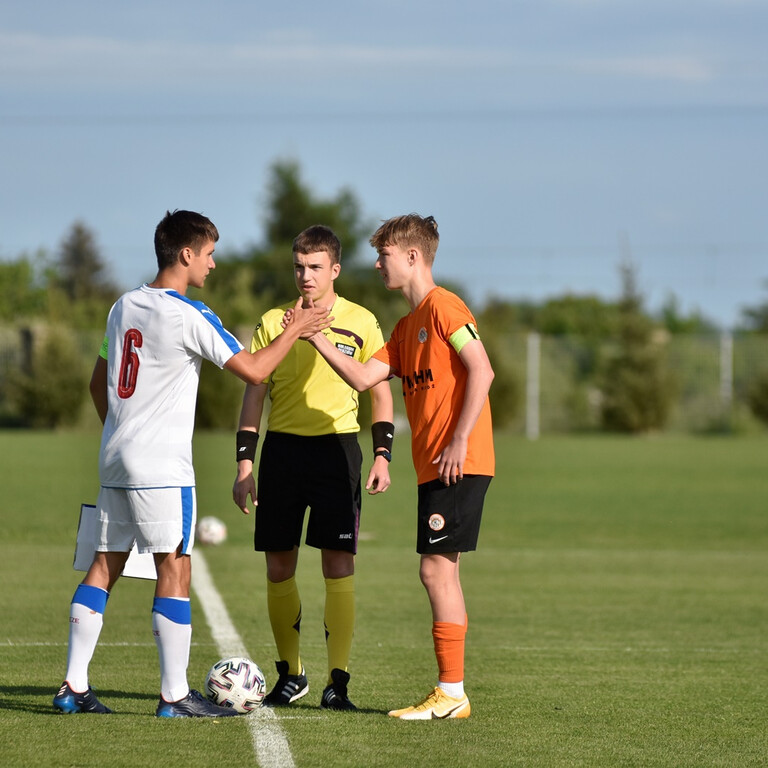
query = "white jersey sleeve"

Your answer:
(98, 285), (243, 488)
